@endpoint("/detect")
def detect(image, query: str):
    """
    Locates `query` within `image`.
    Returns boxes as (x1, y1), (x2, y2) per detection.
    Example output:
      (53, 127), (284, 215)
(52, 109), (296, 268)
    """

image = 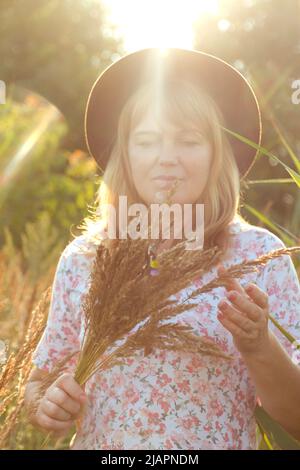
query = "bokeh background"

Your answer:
(0, 0), (299, 449)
